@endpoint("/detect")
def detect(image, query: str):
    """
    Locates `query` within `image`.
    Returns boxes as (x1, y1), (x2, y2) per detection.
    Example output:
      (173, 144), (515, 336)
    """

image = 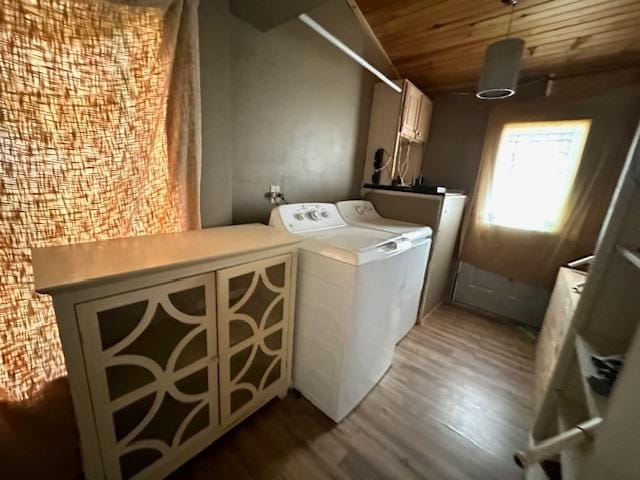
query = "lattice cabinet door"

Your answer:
(217, 254), (293, 427)
(76, 274), (218, 480)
